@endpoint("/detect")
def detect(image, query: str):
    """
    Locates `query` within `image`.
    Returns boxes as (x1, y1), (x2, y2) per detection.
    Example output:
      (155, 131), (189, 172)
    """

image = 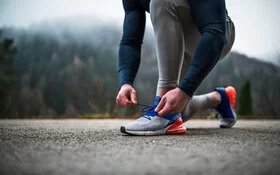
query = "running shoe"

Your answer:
(120, 96), (187, 135)
(214, 86), (237, 128)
